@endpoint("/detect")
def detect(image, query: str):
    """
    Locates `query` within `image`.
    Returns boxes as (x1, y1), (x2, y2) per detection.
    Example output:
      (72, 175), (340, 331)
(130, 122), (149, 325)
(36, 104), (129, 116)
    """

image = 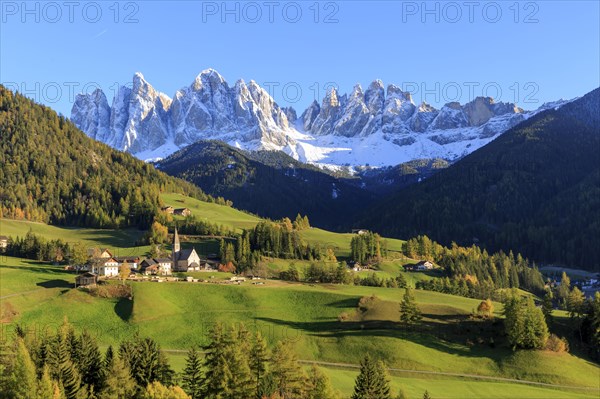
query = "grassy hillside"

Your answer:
(2, 256), (598, 396)
(0, 218), (148, 255)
